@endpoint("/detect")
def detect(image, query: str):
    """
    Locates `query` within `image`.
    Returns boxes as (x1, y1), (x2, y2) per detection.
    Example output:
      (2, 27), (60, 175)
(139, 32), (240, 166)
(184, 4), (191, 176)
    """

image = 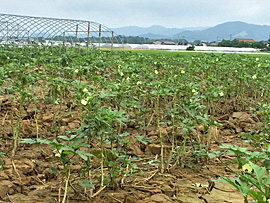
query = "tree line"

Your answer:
(217, 39), (267, 49)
